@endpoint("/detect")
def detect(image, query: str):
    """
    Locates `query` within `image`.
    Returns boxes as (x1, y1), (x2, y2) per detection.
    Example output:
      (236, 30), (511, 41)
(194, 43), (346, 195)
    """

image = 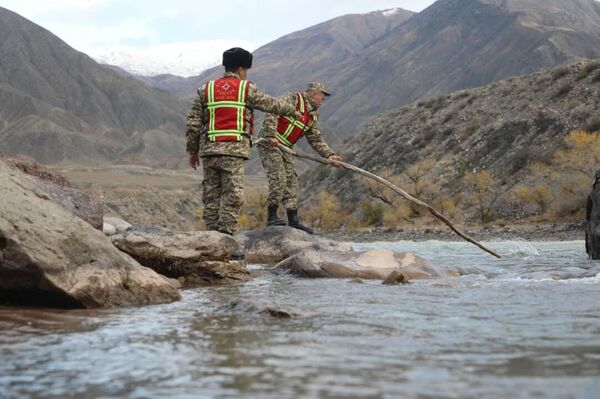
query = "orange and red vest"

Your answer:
(275, 93), (315, 147)
(205, 77), (254, 142)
